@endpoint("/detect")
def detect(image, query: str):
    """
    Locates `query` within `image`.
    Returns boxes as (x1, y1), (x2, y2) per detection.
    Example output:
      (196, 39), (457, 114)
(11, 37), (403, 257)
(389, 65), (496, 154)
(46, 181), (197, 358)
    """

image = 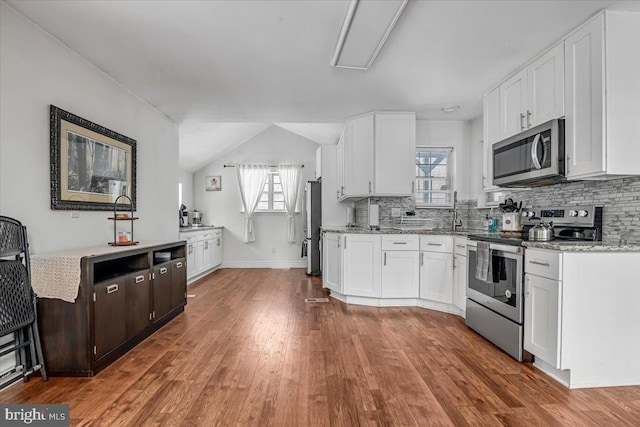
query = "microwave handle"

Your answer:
(531, 134), (542, 170)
